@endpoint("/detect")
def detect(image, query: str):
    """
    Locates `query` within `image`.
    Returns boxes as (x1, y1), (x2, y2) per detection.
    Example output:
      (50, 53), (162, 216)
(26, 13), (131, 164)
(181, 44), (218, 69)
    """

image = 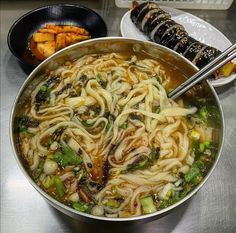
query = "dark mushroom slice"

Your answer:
(135, 3), (160, 30)
(183, 41), (205, 62)
(195, 46), (221, 68)
(152, 20), (176, 44)
(160, 24), (185, 47)
(130, 2), (148, 24)
(144, 11), (171, 35)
